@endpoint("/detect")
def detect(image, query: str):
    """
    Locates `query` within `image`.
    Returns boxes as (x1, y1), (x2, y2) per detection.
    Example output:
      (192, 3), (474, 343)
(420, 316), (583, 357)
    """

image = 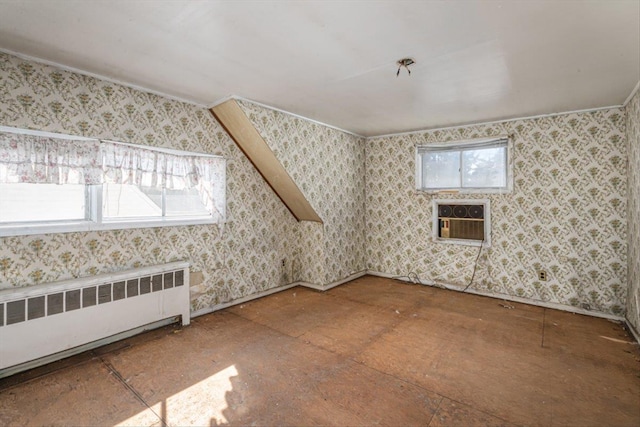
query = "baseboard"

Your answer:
(367, 270), (626, 322)
(299, 270), (368, 291)
(191, 282), (300, 318)
(191, 270), (367, 317)
(625, 319), (640, 344)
